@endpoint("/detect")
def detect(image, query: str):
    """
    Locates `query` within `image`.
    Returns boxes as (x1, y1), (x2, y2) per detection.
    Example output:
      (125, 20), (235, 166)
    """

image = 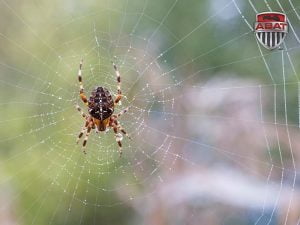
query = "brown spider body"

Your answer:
(76, 60), (130, 156)
(88, 87), (114, 131)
